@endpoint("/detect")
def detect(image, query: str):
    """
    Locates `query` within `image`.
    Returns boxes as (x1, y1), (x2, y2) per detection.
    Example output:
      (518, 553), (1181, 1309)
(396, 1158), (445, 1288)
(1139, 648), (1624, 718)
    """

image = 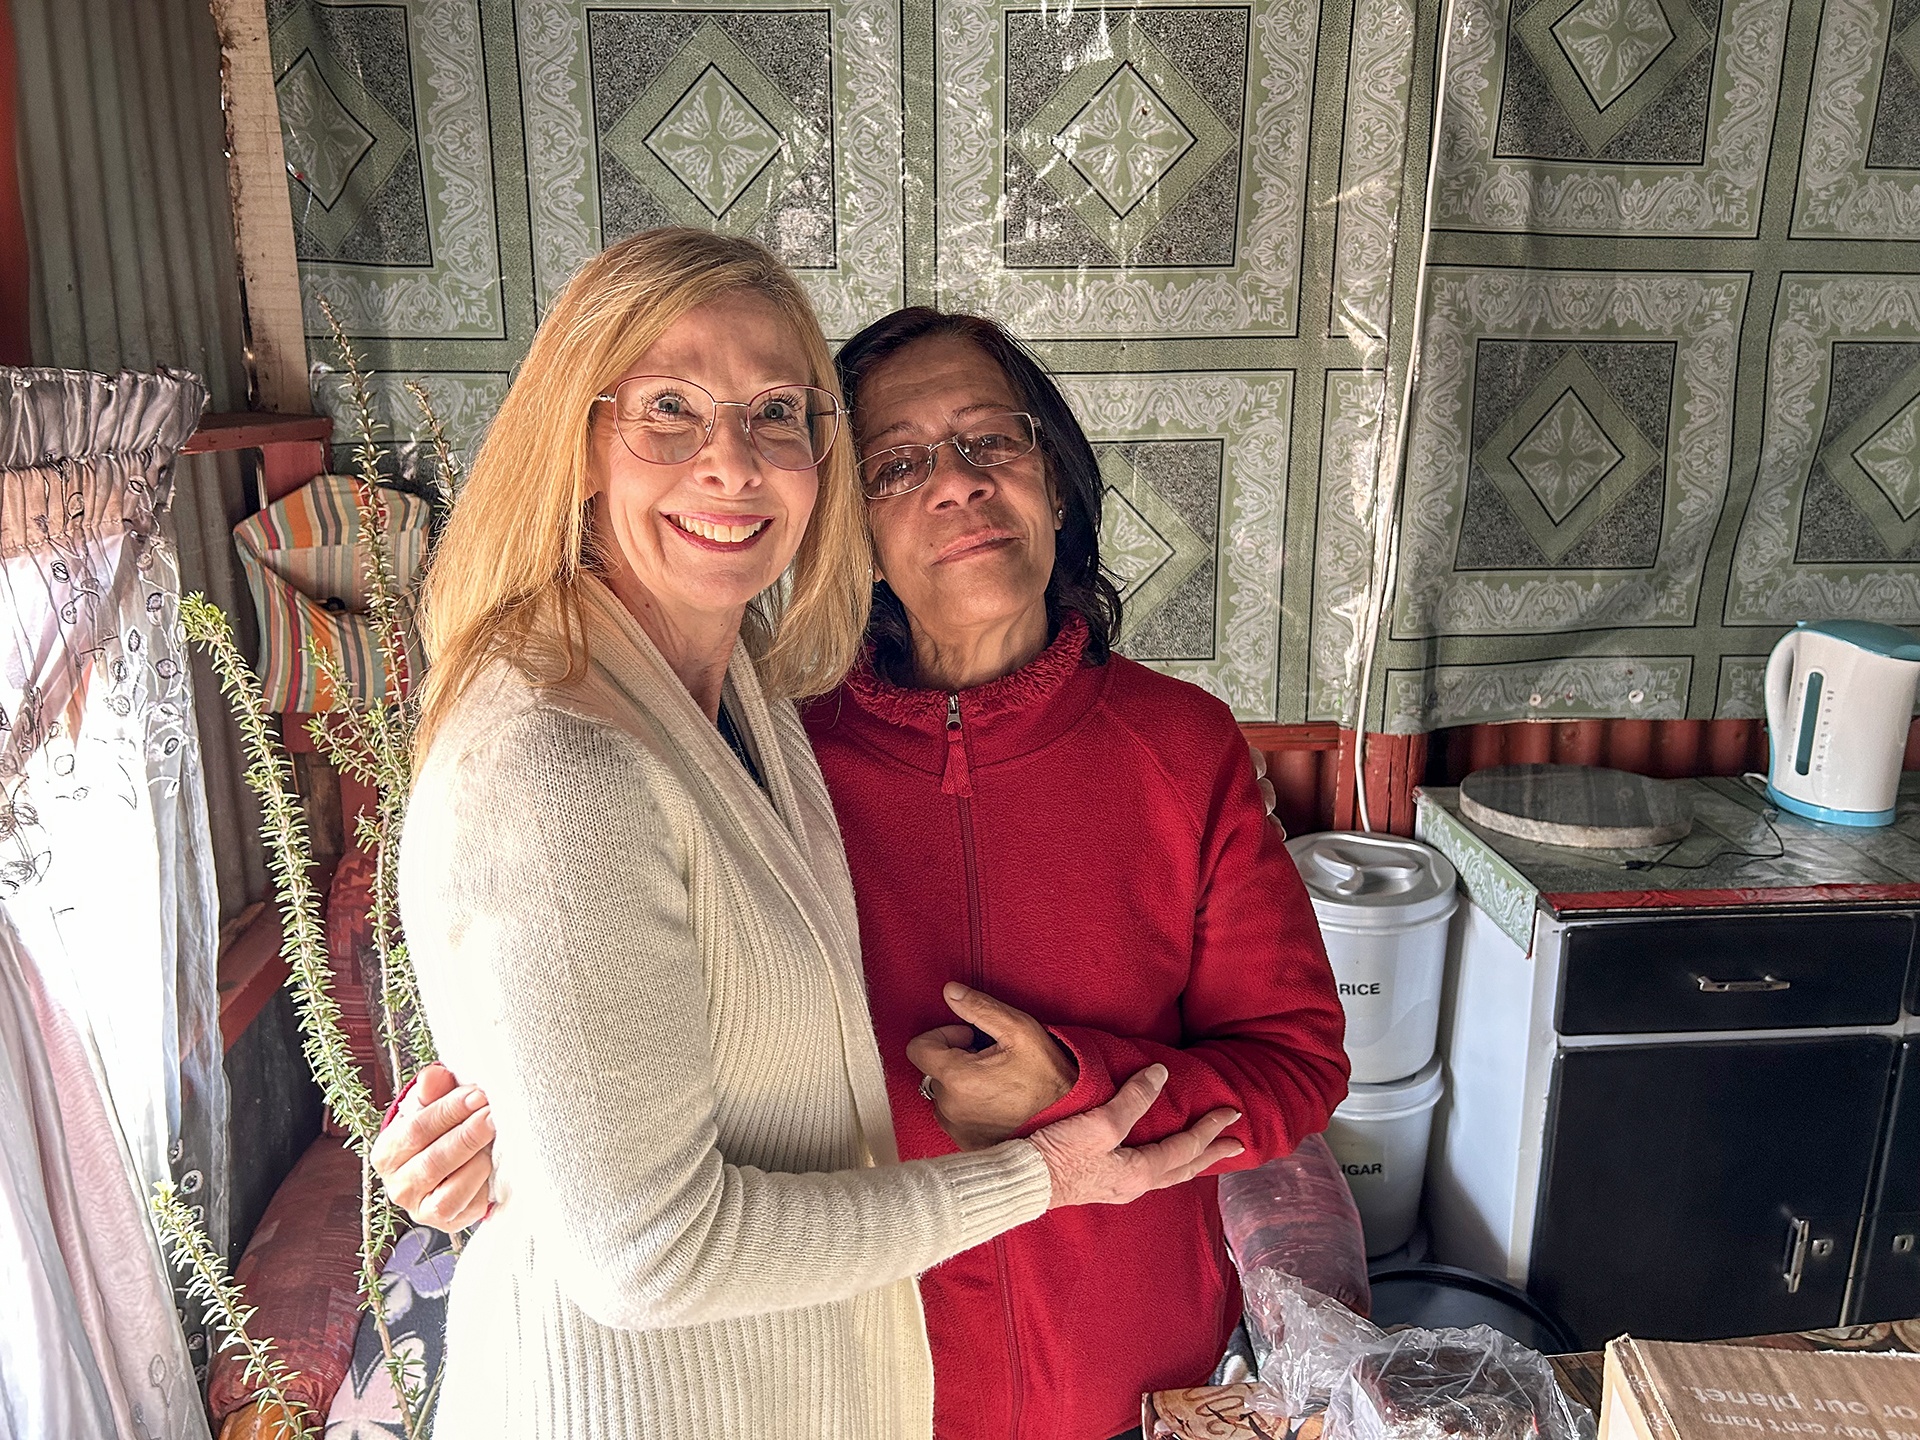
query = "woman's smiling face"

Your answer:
(588, 291), (821, 628)
(855, 334), (1059, 650)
